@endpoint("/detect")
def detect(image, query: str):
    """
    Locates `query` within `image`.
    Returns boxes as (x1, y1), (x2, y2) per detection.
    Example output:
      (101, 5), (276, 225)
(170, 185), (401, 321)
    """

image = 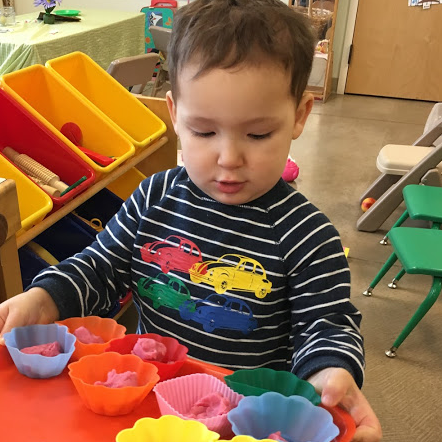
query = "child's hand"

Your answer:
(307, 367), (382, 442)
(0, 288), (60, 344)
